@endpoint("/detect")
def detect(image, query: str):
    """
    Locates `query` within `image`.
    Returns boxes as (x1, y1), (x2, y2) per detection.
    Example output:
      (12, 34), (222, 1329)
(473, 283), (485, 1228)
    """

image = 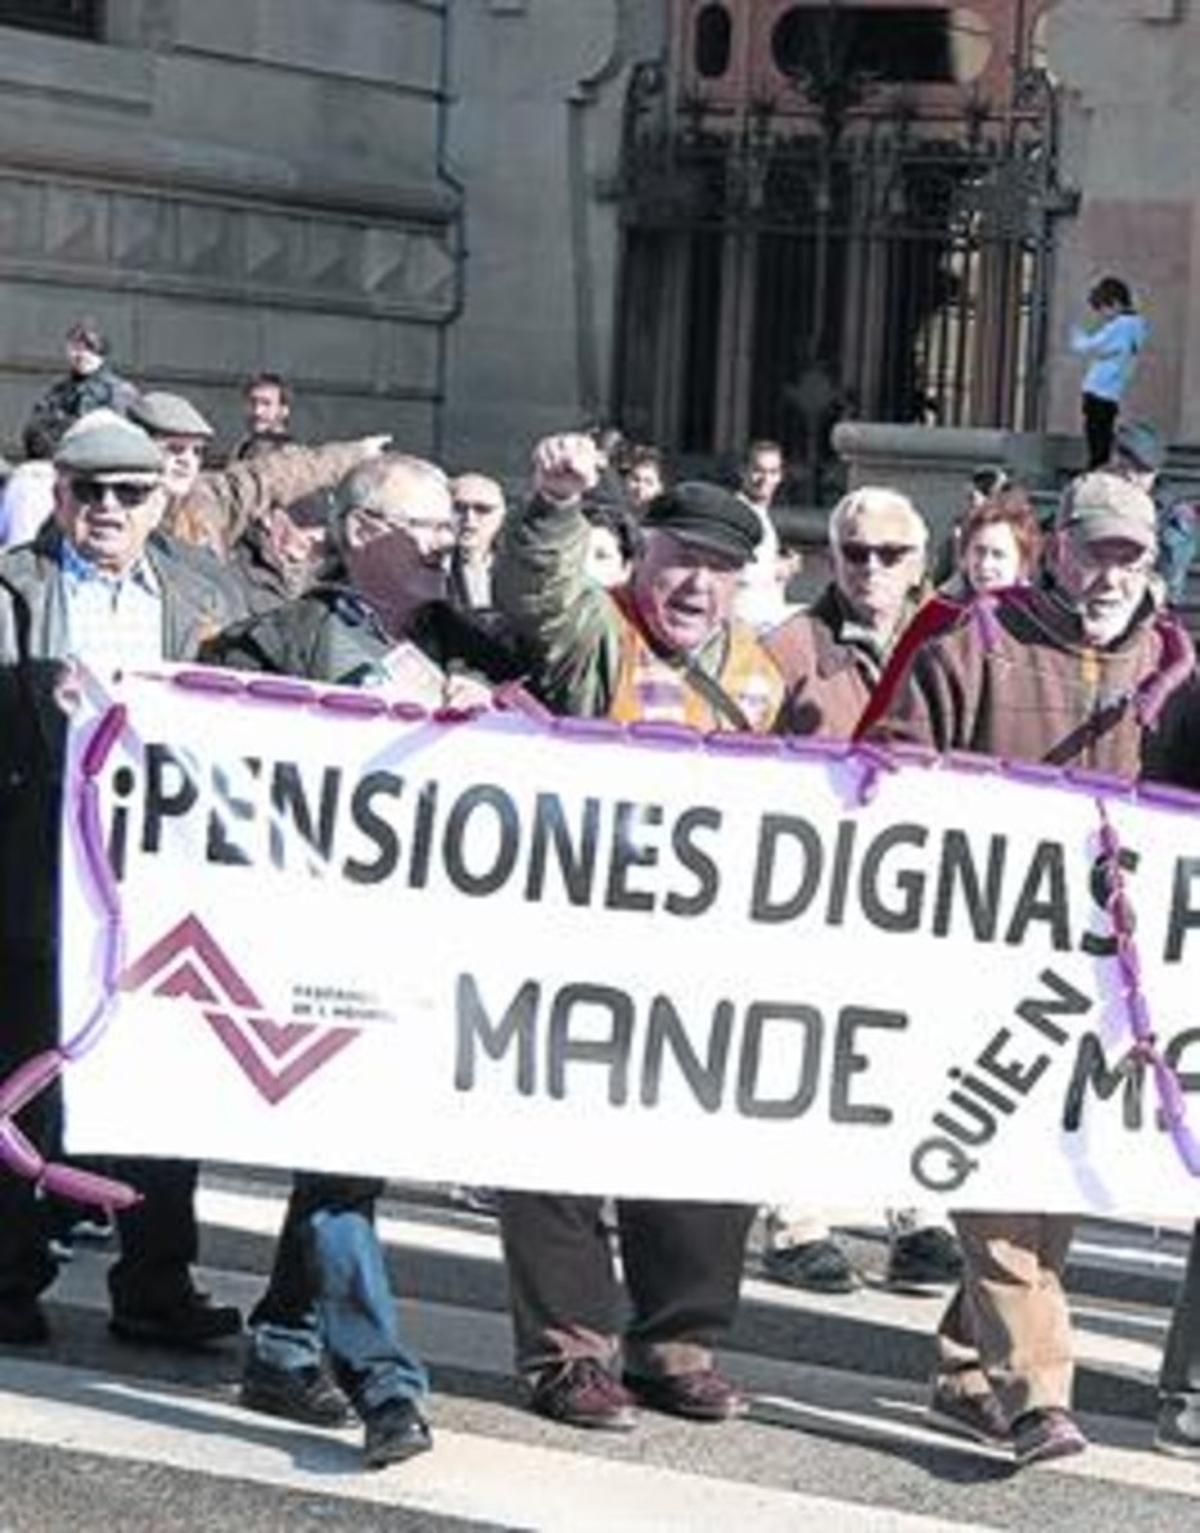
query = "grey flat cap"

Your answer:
(129, 390), (215, 440)
(55, 411), (164, 475)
